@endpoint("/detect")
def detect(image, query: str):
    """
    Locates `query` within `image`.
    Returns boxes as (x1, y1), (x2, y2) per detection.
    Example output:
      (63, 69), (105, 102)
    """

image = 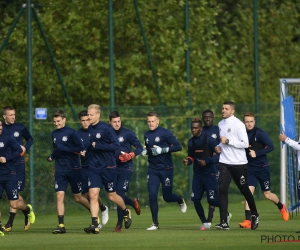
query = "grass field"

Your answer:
(1, 200), (300, 250)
